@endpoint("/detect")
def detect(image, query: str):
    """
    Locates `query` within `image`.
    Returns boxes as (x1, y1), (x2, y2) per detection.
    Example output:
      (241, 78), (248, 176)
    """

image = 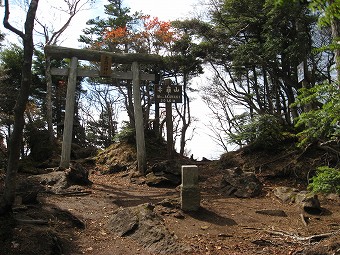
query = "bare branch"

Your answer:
(3, 0), (25, 38)
(33, 0), (94, 46)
